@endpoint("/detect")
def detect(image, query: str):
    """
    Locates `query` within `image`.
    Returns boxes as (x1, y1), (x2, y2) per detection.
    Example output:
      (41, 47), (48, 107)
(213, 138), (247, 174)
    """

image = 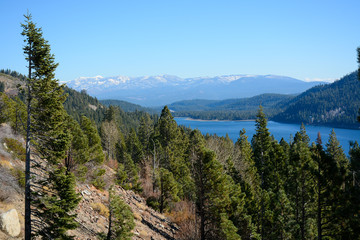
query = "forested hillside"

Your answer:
(1, 14), (360, 240)
(100, 99), (156, 113)
(170, 93), (294, 120)
(273, 71), (360, 128)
